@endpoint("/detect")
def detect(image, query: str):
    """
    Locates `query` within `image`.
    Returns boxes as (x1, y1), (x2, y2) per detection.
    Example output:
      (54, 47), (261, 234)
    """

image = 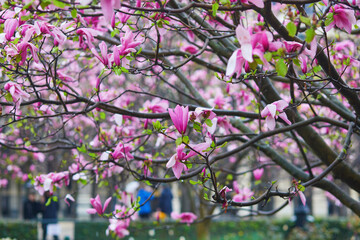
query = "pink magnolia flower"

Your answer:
(64, 194), (75, 207)
(76, 28), (99, 49)
(226, 25), (254, 77)
(4, 82), (30, 109)
(182, 45), (198, 55)
(233, 181), (254, 202)
(111, 30), (142, 66)
(115, 9), (132, 24)
(219, 186), (232, 208)
(171, 212), (197, 226)
(111, 142), (134, 160)
(226, 49), (247, 77)
(168, 105), (189, 134)
(236, 25), (253, 62)
(107, 219), (130, 238)
(190, 107), (217, 135)
(166, 142), (210, 179)
(253, 168), (264, 180)
(326, 5), (356, 34)
(4, 18), (18, 41)
(100, 0), (121, 22)
(91, 41), (110, 67)
(0, 179), (8, 188)
(325, 192), (341, 206)
(143, 98), (168, 129)
(17, 42), (39, 65)
(87, 195), (112, 215)
(261, 100), (291, 130)
(166, 145), (189, 179)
